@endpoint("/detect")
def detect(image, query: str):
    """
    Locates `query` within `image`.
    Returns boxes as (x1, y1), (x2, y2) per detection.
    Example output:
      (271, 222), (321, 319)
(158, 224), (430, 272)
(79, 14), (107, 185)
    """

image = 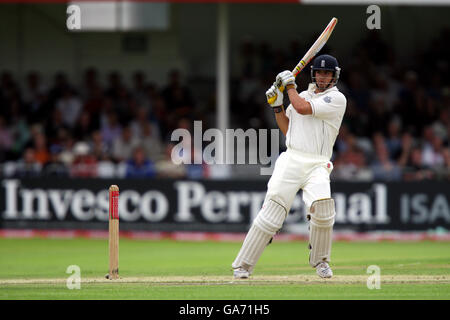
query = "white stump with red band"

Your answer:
(108, 185), (119, 280)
